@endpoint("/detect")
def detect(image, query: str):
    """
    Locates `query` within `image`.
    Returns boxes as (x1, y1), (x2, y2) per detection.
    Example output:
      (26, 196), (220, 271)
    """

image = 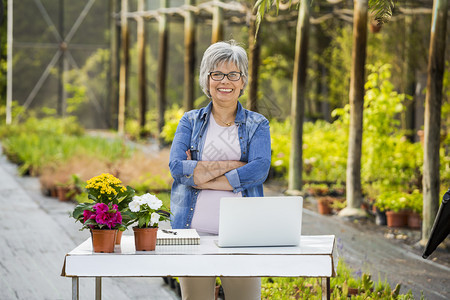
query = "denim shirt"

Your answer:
(169, 101), (271, 229)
